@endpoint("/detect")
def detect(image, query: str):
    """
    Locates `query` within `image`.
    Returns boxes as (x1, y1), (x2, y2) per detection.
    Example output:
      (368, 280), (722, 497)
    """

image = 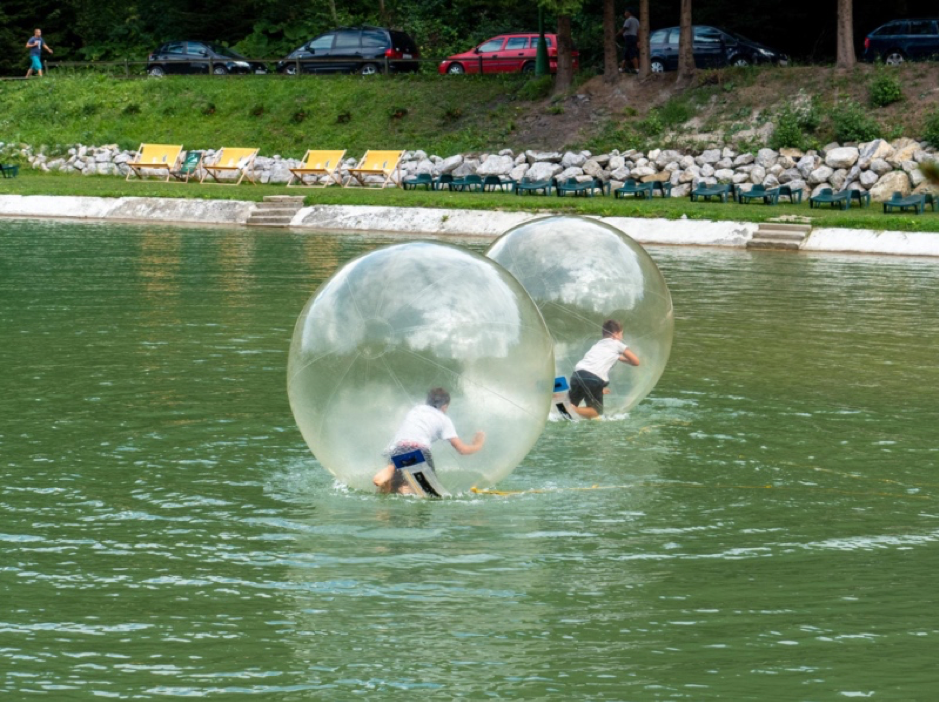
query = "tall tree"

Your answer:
(556, 13), (575, 92)
(602, 0), (617, 83)
(676, 0), (695, 86)
(835, 0), (855, 69)
(637, 0), (651, 79)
